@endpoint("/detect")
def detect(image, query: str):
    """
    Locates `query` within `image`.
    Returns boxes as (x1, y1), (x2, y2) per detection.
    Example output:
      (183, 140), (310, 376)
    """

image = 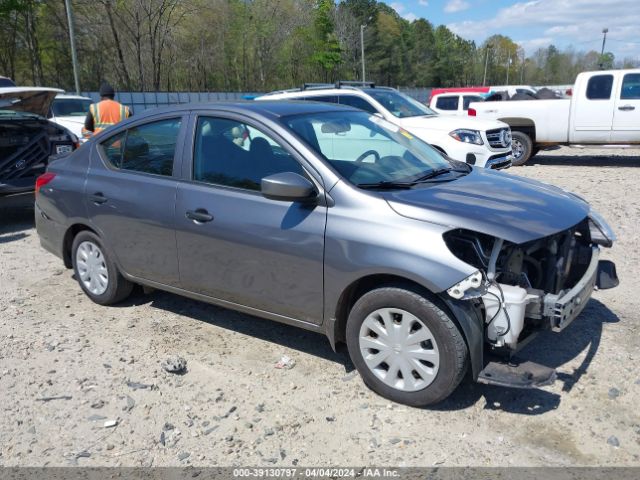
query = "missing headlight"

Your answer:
(443, 229), (494, 271)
